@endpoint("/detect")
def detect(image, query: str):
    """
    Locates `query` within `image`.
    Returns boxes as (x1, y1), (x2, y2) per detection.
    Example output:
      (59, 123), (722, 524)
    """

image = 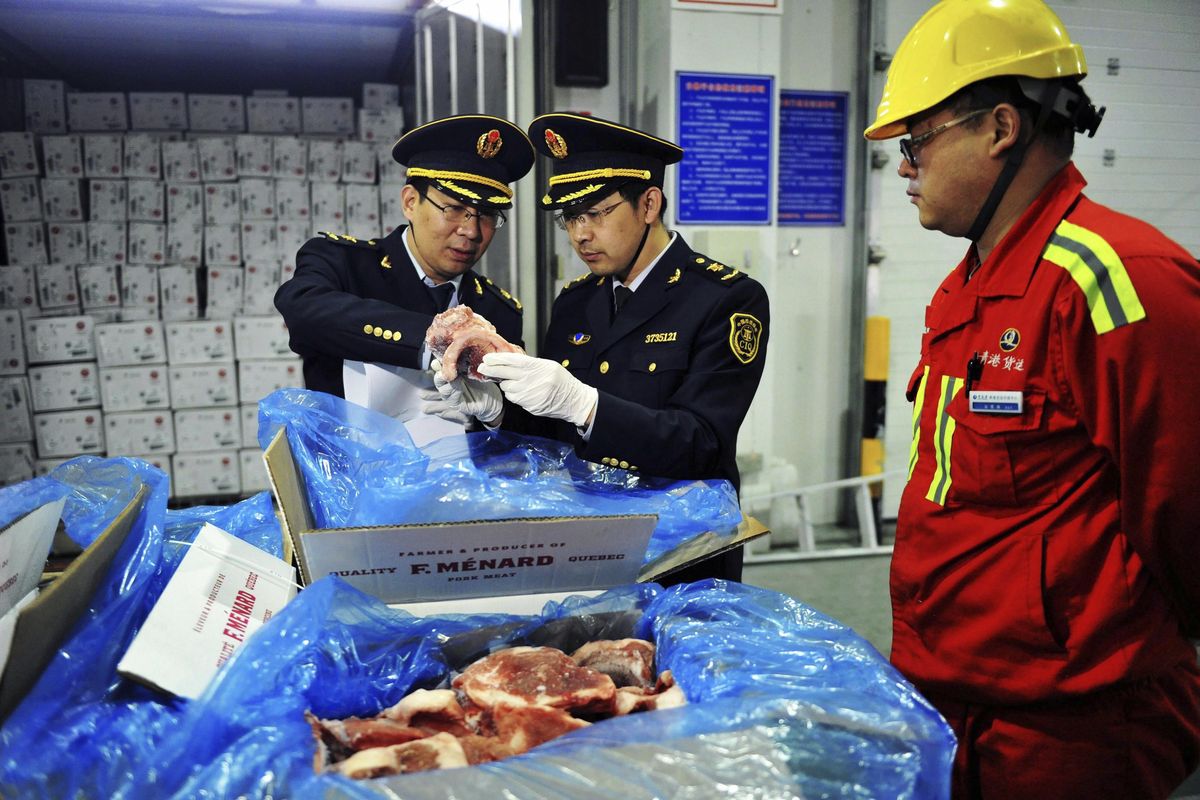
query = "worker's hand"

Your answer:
(426, 358), (504, 426)
(479, 352), (598, 428)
